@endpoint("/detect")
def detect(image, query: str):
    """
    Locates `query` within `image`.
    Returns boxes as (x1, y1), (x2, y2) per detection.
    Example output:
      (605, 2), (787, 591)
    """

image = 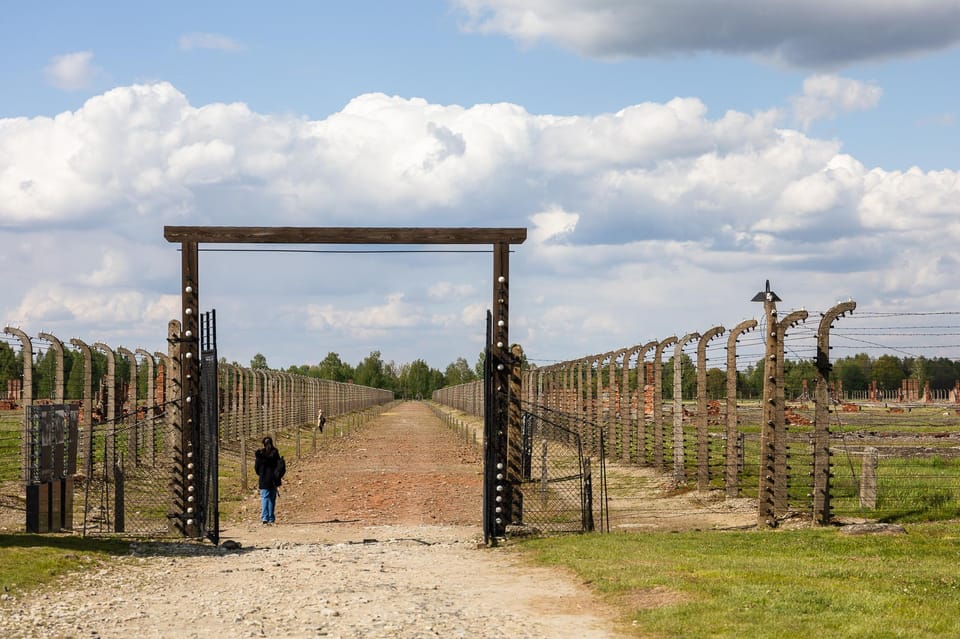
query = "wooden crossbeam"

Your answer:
(164, 226), (527, 245)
